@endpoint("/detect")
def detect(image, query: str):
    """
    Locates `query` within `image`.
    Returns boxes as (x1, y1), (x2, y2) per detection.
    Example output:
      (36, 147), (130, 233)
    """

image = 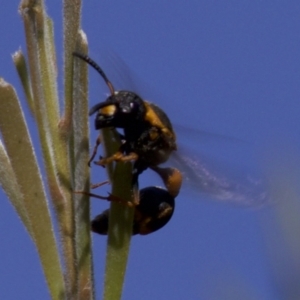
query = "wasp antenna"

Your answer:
(73, 52), (115, 95)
